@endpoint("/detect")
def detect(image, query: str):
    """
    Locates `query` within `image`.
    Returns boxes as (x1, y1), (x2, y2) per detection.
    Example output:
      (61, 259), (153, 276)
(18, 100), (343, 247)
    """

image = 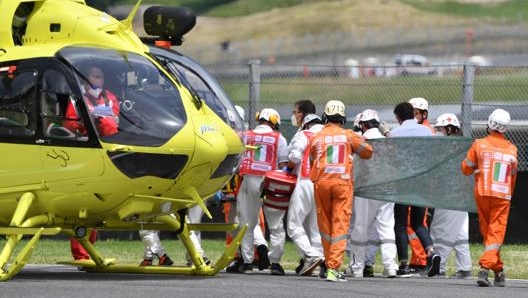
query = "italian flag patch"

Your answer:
(493, 162), (510, 183)
(326, 144), (345, 164)
(254, 144), (269, 162)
